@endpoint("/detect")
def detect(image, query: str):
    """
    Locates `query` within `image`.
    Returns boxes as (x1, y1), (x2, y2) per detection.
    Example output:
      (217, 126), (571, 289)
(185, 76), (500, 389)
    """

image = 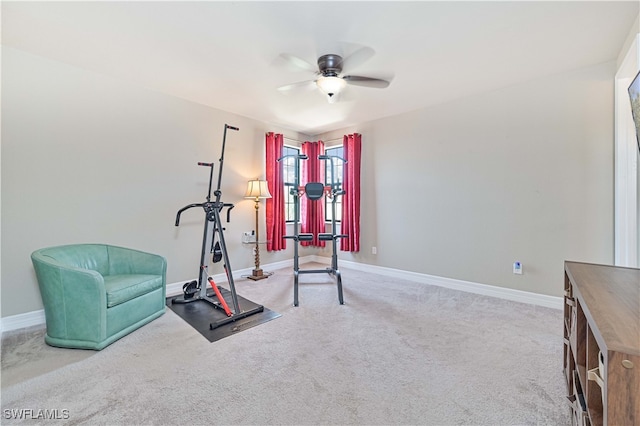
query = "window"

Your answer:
(282, 145), (300, 222)
(281, 144), (344, 223)
(324, 145), (344, 223)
